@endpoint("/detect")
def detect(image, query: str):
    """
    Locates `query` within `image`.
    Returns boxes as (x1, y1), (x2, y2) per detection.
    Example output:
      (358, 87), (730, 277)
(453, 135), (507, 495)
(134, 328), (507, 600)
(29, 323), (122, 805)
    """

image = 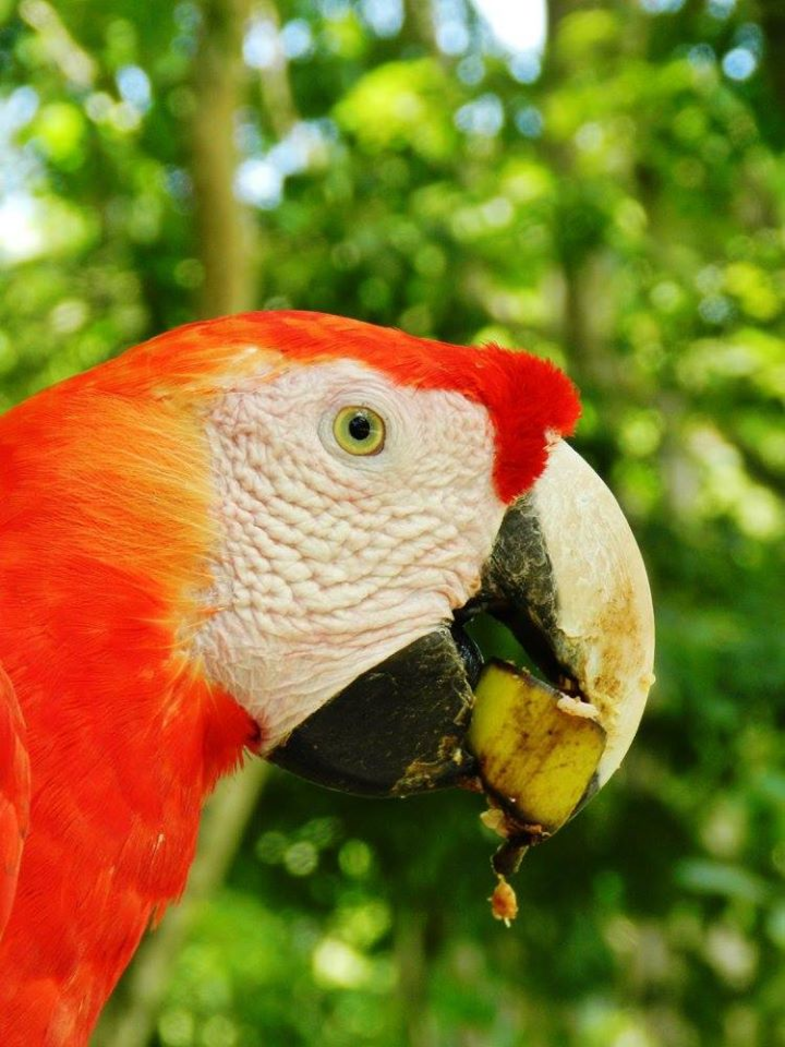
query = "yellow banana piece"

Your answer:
(468, 660), (607, 839)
